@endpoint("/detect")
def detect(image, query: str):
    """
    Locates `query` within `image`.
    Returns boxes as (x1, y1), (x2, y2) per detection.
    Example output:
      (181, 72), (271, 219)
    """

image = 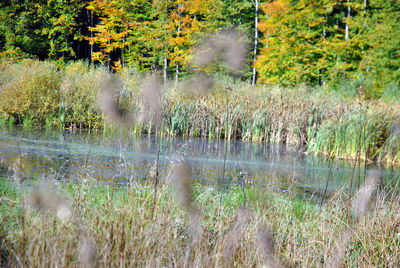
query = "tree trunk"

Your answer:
(229, 0), (233, 24)
(90, 10), (93, 62)
(266, 12), (270, 48)
(121, 6), (125, 68)
(122, 35), (125, 68)
(345, 0), (351, 41)
(164, 54), (167, 86)
(107, 40), (111, 68)
(363, 0), (367, 28)
(175, 63), (179, 84)
(164, 31), (168, 86)
(175, 4), (181, 85)
(251, 0), (259, 86)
